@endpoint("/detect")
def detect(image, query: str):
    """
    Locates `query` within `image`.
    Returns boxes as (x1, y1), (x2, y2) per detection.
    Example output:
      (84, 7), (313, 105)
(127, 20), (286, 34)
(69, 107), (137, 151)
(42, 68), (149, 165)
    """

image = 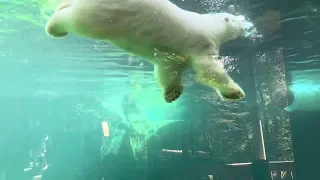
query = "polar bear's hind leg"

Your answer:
(45, 7), (72, 38)
(154, 64), (184, 103)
